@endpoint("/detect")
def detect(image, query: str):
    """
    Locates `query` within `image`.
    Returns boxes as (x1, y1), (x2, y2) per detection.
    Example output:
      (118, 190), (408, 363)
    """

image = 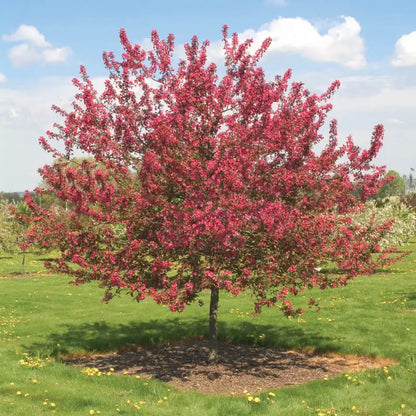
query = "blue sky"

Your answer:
(1, 0), (416, 191)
